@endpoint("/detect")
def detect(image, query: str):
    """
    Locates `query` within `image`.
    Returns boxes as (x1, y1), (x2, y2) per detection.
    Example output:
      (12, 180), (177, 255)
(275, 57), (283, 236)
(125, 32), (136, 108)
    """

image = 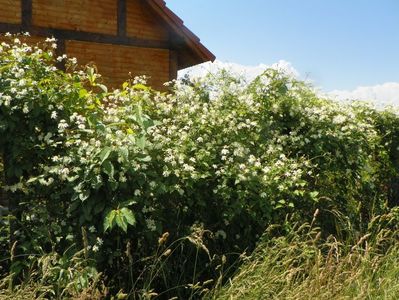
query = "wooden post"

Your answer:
(169, 50), (178, 81)
(21, 0), (32, 31)
(117, 0), (127, 37)
(55, 38), (66, 71)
